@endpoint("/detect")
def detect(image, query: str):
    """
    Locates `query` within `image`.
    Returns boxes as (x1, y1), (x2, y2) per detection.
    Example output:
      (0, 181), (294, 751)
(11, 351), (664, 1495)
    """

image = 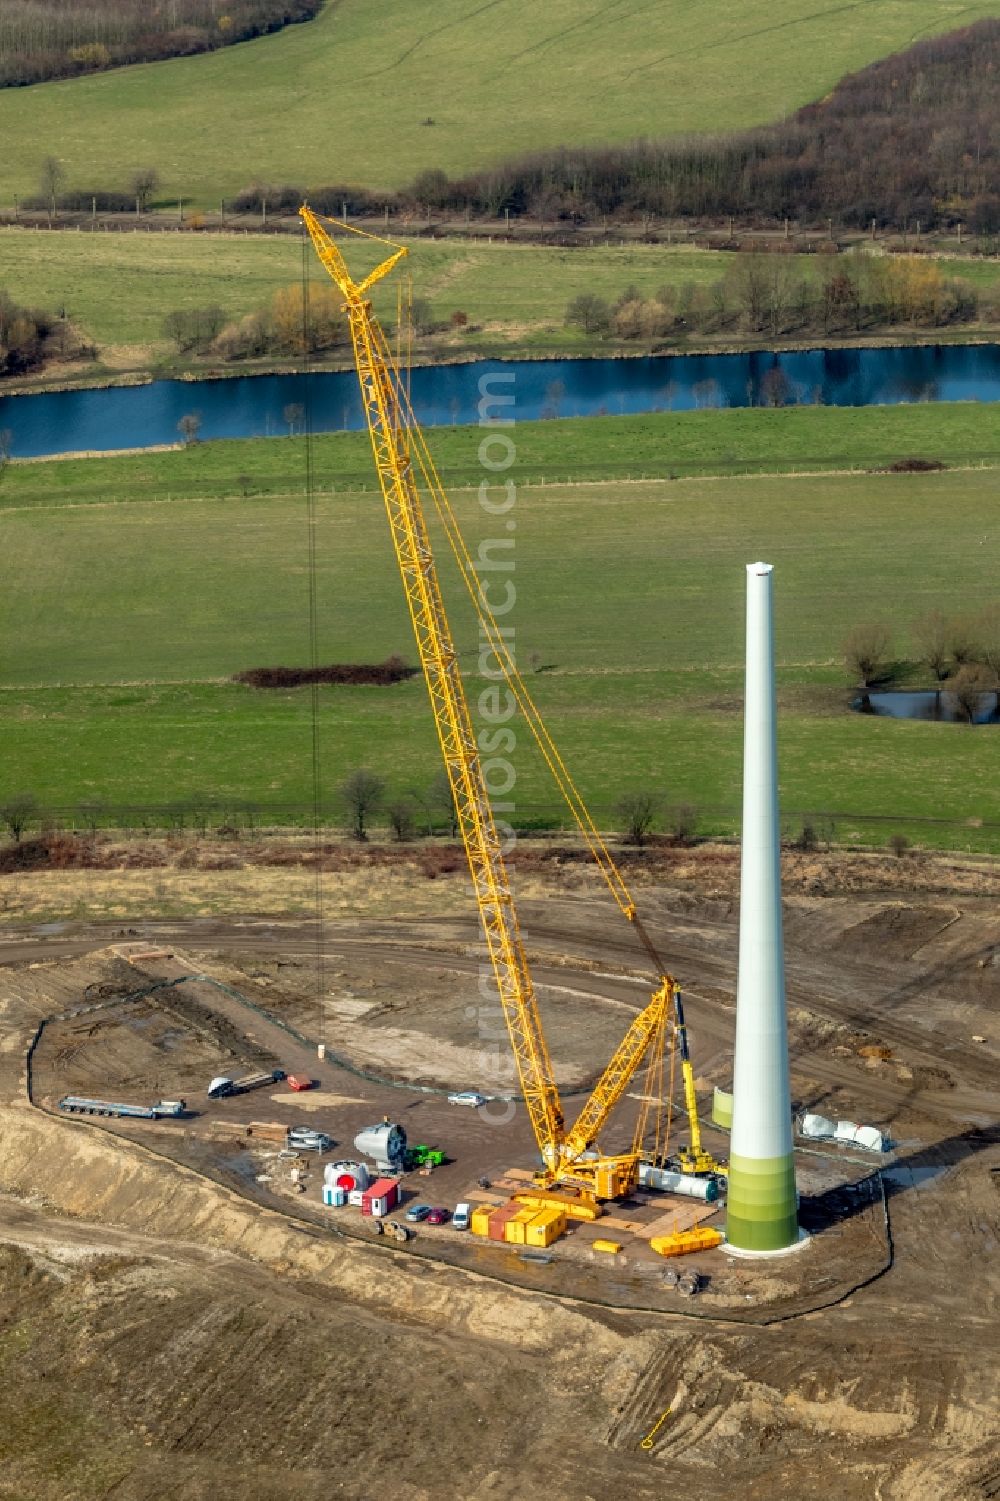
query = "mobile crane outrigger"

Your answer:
(301, 207), (724, 1201)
